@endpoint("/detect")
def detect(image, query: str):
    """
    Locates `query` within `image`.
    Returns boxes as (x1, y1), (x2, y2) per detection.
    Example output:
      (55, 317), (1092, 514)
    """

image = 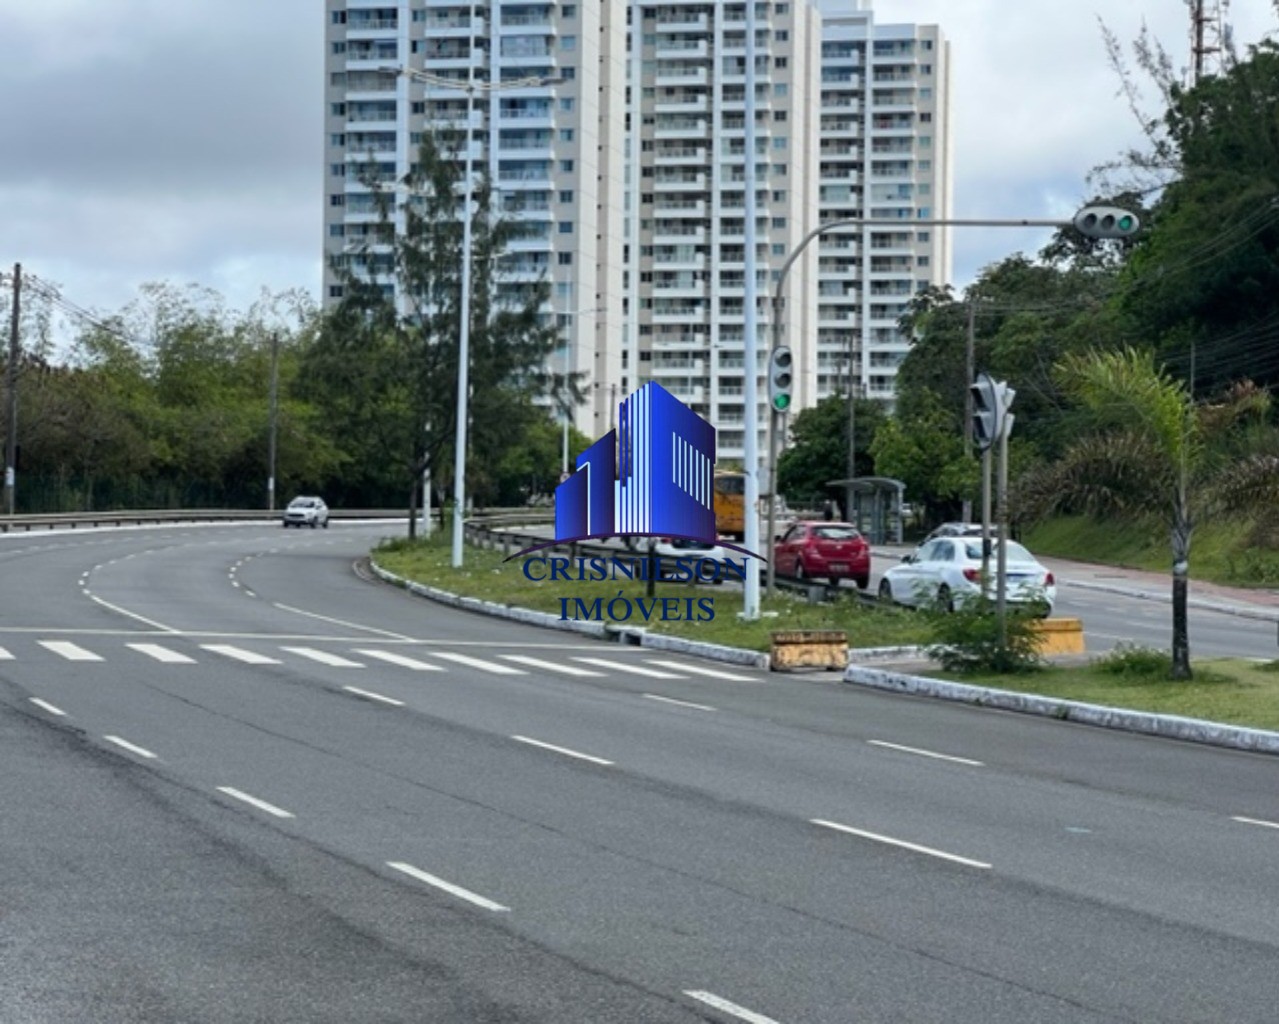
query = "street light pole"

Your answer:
(385, 63), (562, 568)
